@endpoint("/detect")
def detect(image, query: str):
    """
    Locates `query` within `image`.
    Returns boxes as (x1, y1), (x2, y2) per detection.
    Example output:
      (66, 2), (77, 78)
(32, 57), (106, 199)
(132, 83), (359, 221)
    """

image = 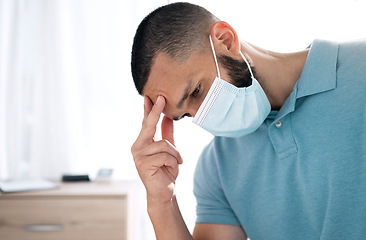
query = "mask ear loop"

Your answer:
(239, 51), (255, 80)
(210, 35), (254, 80)
(209, 35), (221, 79)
